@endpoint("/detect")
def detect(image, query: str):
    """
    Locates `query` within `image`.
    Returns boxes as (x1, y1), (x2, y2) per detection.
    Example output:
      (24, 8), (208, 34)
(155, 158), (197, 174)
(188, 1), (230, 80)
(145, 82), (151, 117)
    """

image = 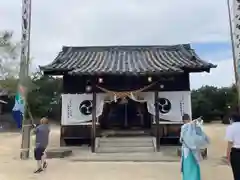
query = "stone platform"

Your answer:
(66, 146), (181, 162)
(46, 148), (73, 159)
(69, 152), (180, 162)
(45, 145), (208, 161)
